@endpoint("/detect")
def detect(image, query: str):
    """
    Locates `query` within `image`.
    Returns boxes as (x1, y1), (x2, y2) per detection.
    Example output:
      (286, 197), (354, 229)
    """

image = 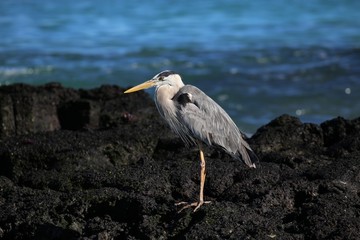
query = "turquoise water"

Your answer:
(0, 0), (359, 133)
